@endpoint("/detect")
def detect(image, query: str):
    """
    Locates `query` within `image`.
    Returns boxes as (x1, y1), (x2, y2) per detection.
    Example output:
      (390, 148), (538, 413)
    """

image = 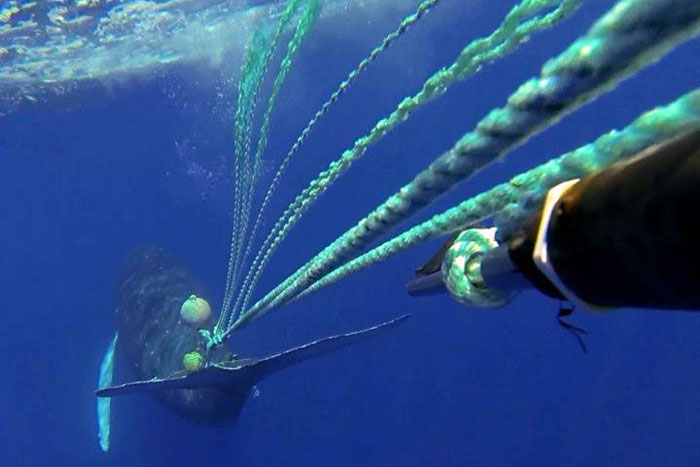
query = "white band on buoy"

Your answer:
(532, 179), (612, 313)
